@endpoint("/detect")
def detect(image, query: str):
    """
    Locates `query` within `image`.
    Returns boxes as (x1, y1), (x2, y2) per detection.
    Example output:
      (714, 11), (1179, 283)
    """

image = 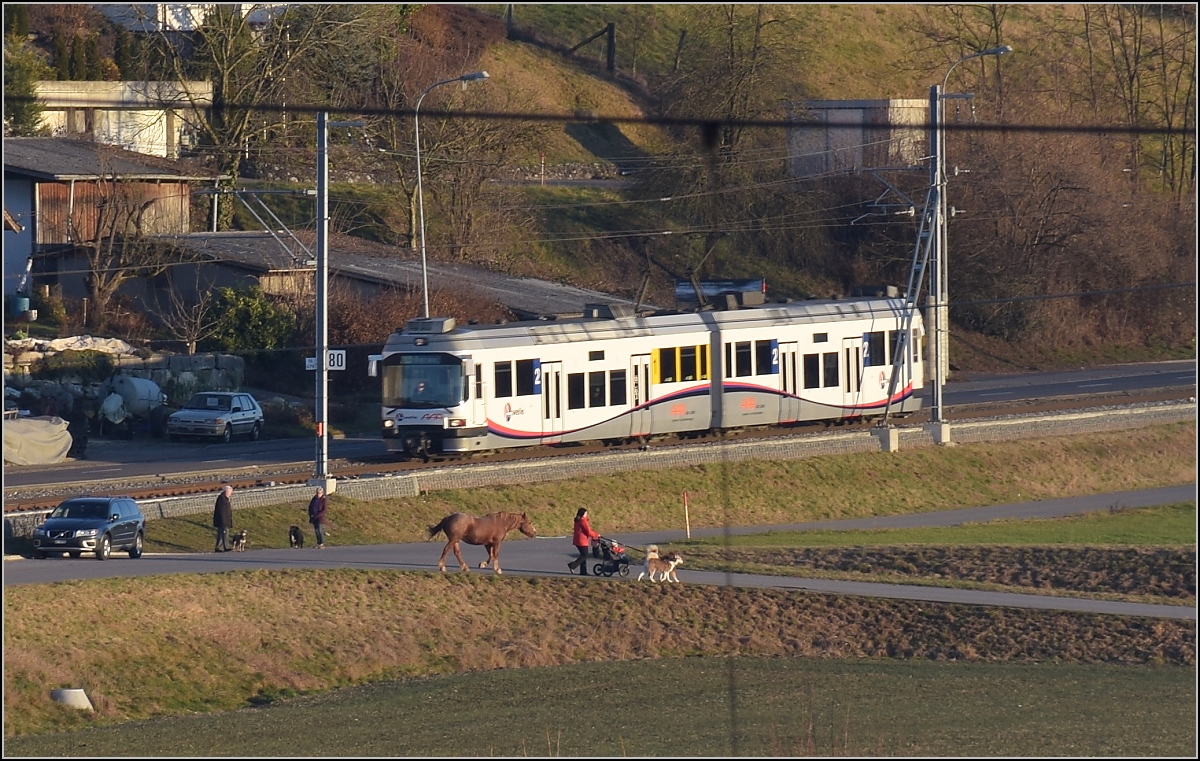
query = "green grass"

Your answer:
(682, 502), (1198, 549)
(127, 423), (1198, 556)
(5, 657), (1193, 756)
